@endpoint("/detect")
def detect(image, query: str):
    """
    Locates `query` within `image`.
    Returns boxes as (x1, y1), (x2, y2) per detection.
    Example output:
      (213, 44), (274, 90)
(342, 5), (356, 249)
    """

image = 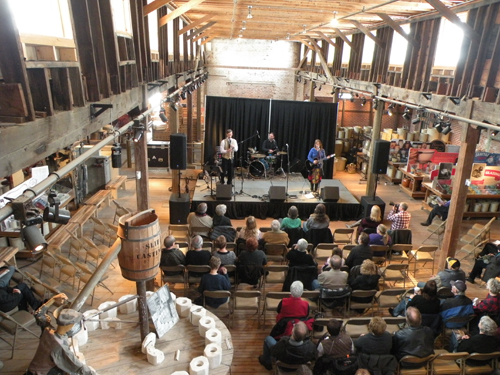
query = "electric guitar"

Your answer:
(305, 154), (335, 171)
